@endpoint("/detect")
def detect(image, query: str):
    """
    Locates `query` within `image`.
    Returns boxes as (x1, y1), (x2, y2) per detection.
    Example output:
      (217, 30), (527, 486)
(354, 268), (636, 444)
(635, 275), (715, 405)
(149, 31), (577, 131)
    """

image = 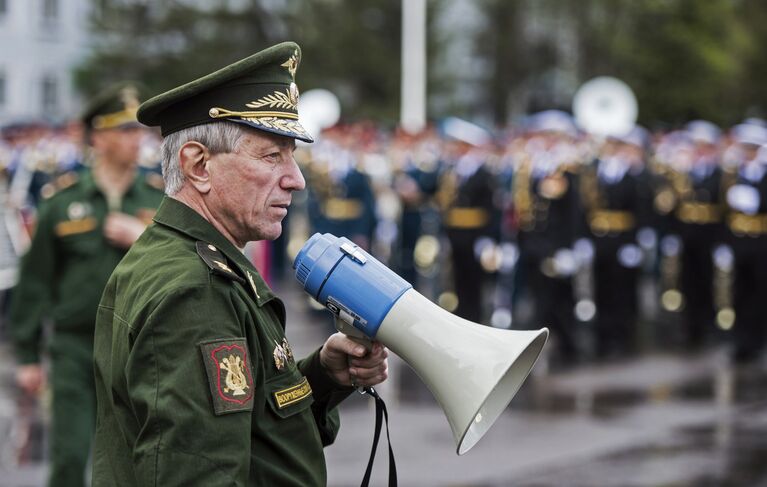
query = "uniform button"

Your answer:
(208, 244), (217, 251)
